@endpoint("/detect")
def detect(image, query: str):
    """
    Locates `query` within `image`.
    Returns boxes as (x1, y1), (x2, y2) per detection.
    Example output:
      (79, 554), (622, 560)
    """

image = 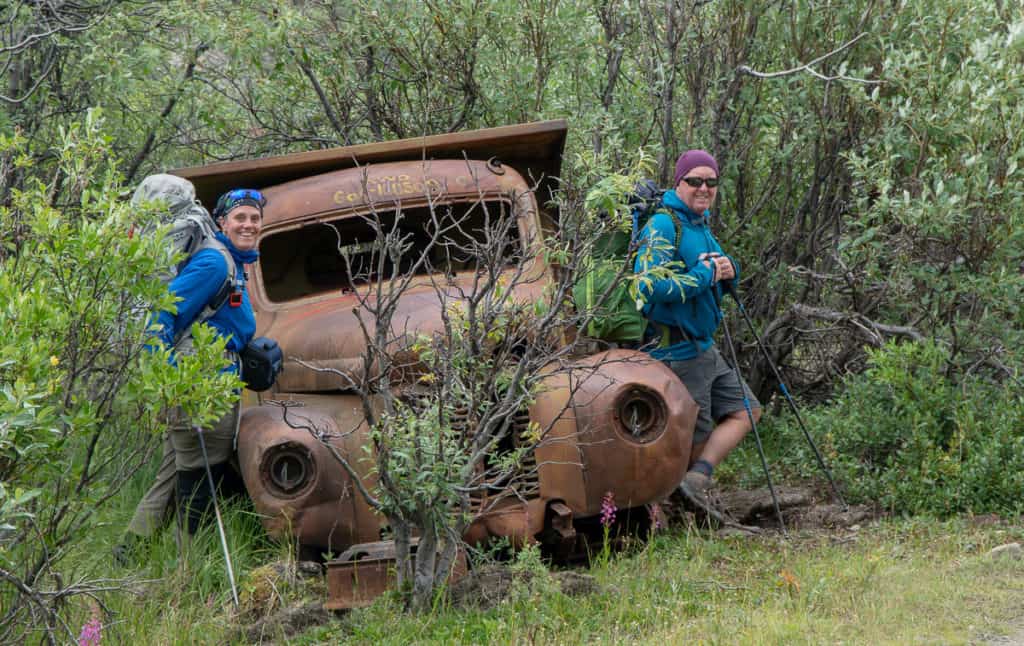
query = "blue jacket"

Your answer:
(633, 190), (737, 361)
(154, 233), (258, 373)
